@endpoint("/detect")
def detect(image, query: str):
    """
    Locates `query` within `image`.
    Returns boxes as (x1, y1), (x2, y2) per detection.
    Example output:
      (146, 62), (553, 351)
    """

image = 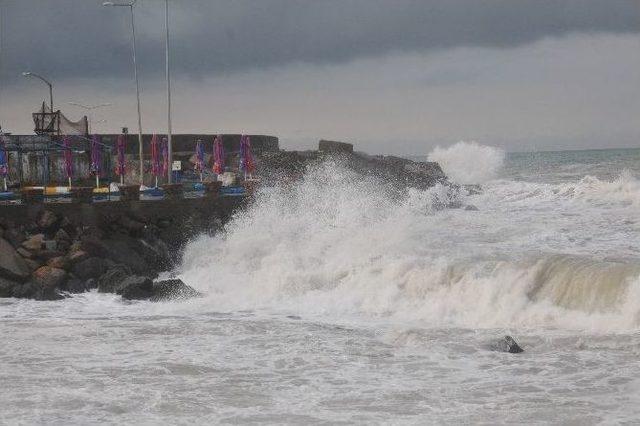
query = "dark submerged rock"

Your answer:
(490, 335), (524, 354)
(150, 279), (200, 302)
